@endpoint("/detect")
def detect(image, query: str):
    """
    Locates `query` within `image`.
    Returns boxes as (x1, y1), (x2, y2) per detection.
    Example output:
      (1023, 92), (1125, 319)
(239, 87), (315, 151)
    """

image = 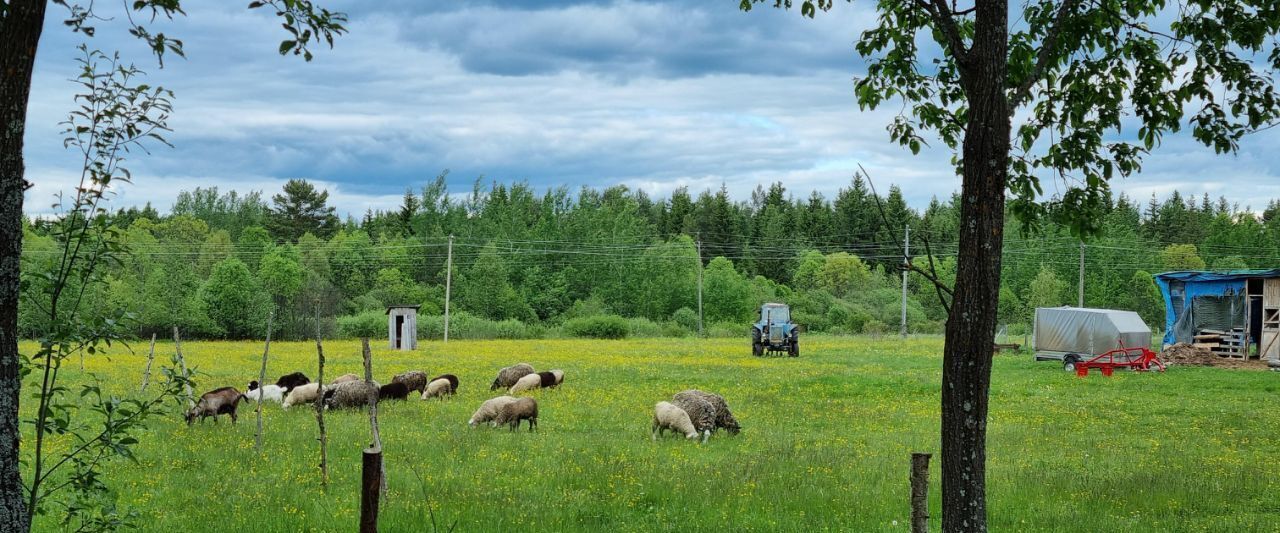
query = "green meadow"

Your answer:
(20, 336), (1280, 532)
